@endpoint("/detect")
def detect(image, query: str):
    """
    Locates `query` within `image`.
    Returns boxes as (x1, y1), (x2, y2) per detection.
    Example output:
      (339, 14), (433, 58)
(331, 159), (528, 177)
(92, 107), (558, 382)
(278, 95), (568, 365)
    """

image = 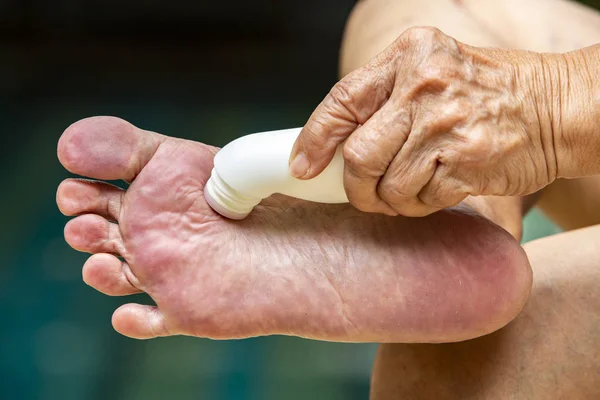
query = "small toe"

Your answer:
(112, 304), (172, 339)
(82, 253), (142, 296)
(57, 116), (164, 182)
(57, 179), (124, 221)
(64, 214), (126, 256)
